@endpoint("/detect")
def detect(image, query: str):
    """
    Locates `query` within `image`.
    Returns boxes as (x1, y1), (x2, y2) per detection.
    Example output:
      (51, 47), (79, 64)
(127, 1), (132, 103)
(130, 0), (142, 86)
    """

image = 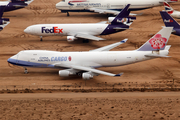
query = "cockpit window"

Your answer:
(62, 0), (65, 2)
